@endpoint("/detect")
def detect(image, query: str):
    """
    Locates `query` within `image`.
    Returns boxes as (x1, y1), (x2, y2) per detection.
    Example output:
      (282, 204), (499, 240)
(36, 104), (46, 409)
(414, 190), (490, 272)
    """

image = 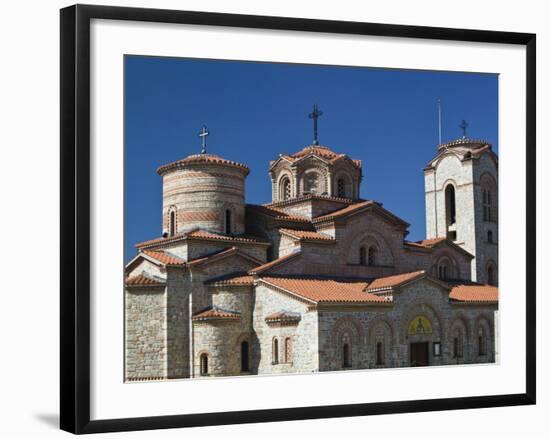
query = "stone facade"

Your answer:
(425, 139), (498, 284)
(125, 137), (498, 381)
